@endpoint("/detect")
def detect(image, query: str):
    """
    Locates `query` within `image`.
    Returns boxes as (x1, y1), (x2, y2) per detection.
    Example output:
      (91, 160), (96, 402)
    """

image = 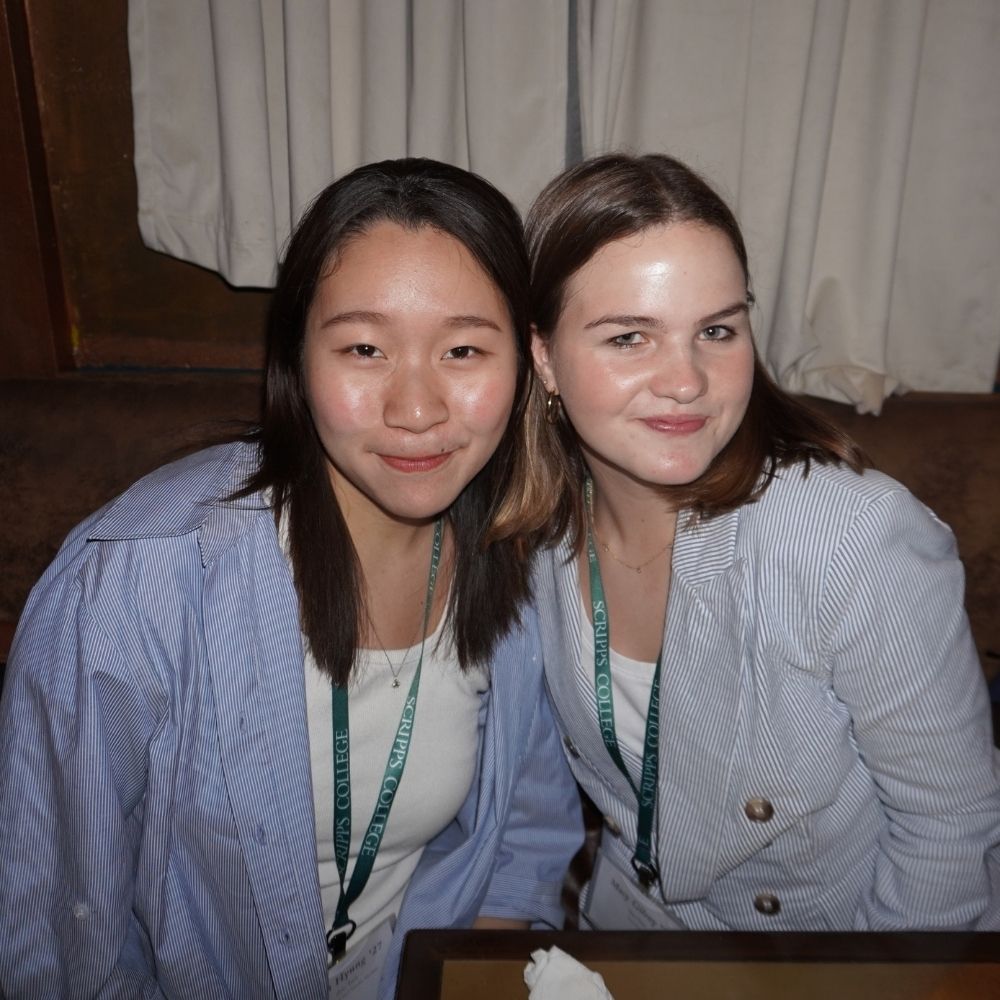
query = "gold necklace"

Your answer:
(586, 480), (673, 574)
